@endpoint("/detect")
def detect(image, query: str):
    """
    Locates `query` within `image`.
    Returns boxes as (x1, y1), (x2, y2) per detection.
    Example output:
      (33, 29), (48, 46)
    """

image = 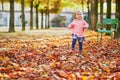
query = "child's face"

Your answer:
(75, 11), (82, 20)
